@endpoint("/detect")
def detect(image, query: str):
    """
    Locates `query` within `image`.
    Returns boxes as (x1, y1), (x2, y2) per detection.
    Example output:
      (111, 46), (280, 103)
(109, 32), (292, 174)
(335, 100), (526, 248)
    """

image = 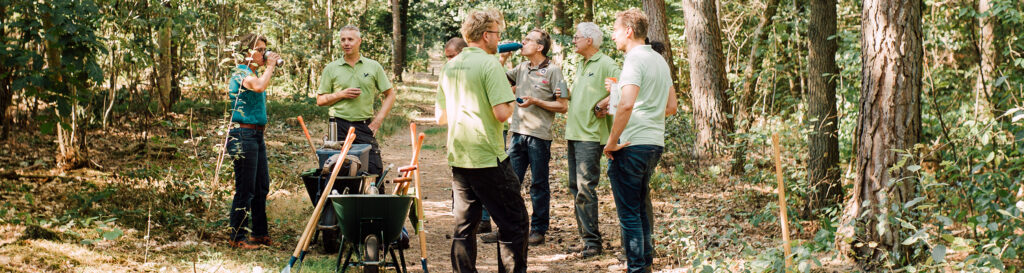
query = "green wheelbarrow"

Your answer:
(328, 194), (415, 273)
